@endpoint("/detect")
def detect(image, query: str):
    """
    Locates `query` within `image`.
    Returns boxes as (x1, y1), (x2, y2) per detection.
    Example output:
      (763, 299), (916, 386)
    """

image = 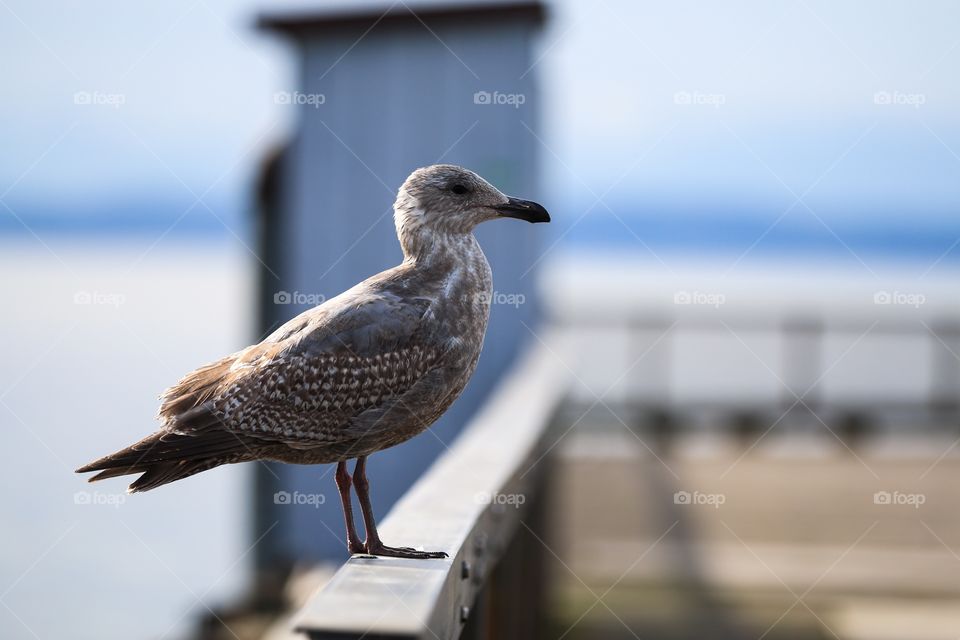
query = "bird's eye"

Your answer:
(451, 184), (469, 195)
